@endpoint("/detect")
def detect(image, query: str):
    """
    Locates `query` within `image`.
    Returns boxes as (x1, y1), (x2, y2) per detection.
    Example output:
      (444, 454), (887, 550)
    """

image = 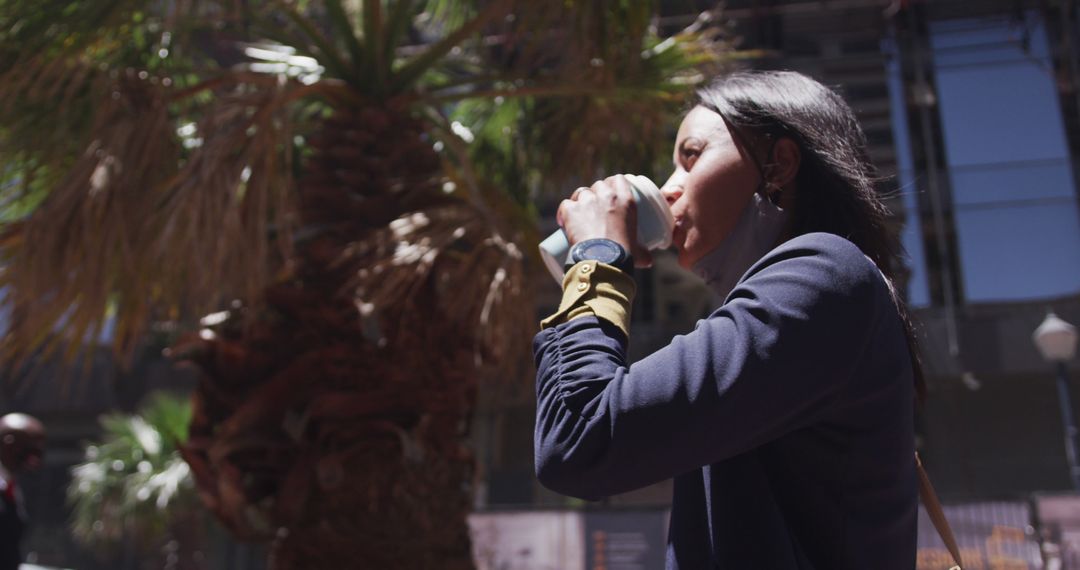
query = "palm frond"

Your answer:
(0, 72), (181, 365)
(390, 0), (511, 93)
(361, 0), (387, 90)
(0, 71), (310, 368)
(0, 0), (231, 161)
(276, 0), (356, 81)
(423, 3), (733, 189)
(527, 4), (730, 182)
(324, 0), (367, 75)
(153, 75), (305, 322)
(383, 0), (417, 74)
(68, 392), (196, 551)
